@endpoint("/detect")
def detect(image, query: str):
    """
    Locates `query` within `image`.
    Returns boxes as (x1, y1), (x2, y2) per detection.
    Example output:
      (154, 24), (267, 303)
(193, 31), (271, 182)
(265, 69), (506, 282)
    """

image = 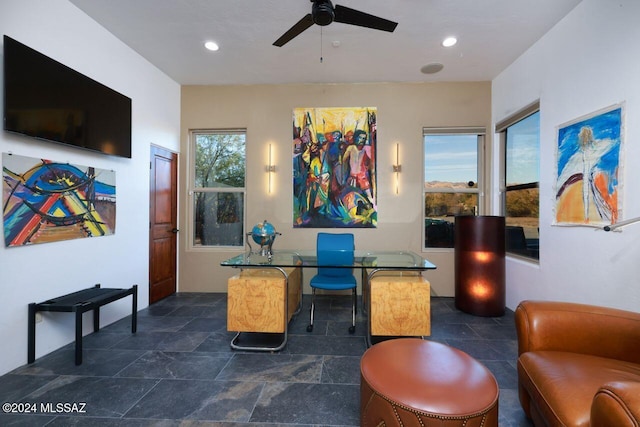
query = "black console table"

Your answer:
(28, 284), (137, 365)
